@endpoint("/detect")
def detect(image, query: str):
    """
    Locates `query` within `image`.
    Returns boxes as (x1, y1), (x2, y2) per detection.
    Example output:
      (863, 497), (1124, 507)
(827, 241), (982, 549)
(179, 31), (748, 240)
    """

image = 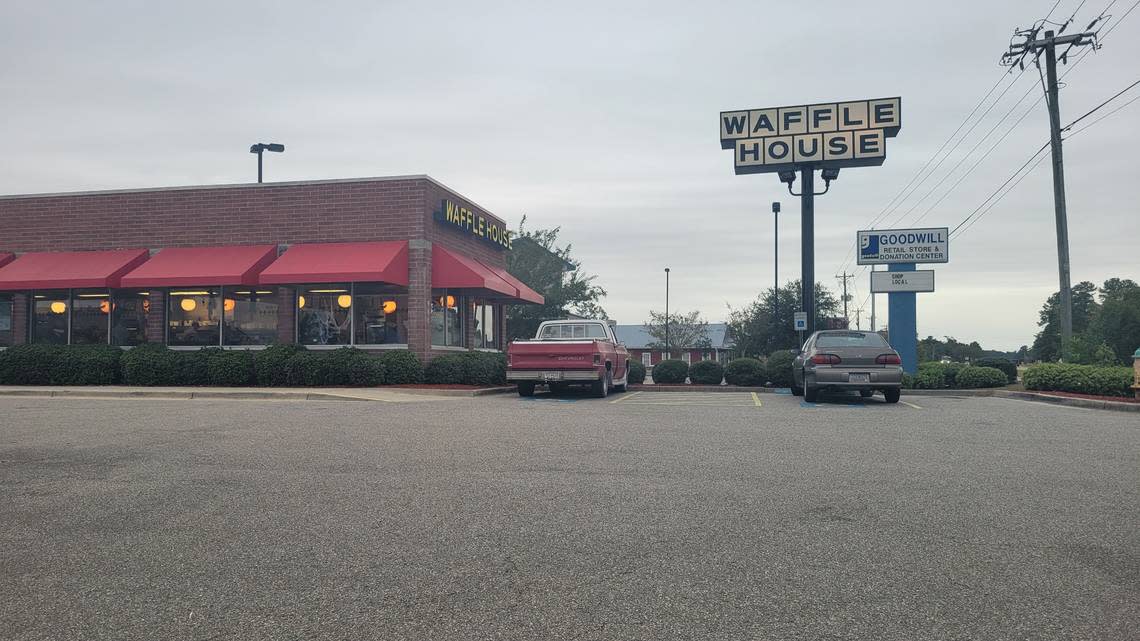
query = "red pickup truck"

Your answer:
(506, 320), (630, 398)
